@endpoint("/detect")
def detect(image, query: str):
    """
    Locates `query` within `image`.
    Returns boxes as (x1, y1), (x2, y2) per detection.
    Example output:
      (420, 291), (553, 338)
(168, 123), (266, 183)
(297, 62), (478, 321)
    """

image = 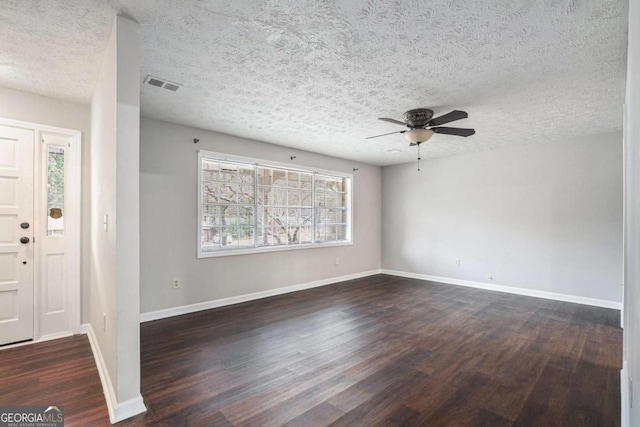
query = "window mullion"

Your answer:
(312, 173), (316, 244)
(253, 165), (258, 248)
(284, 171), (288, 246)
(235, 167), (239, 245)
